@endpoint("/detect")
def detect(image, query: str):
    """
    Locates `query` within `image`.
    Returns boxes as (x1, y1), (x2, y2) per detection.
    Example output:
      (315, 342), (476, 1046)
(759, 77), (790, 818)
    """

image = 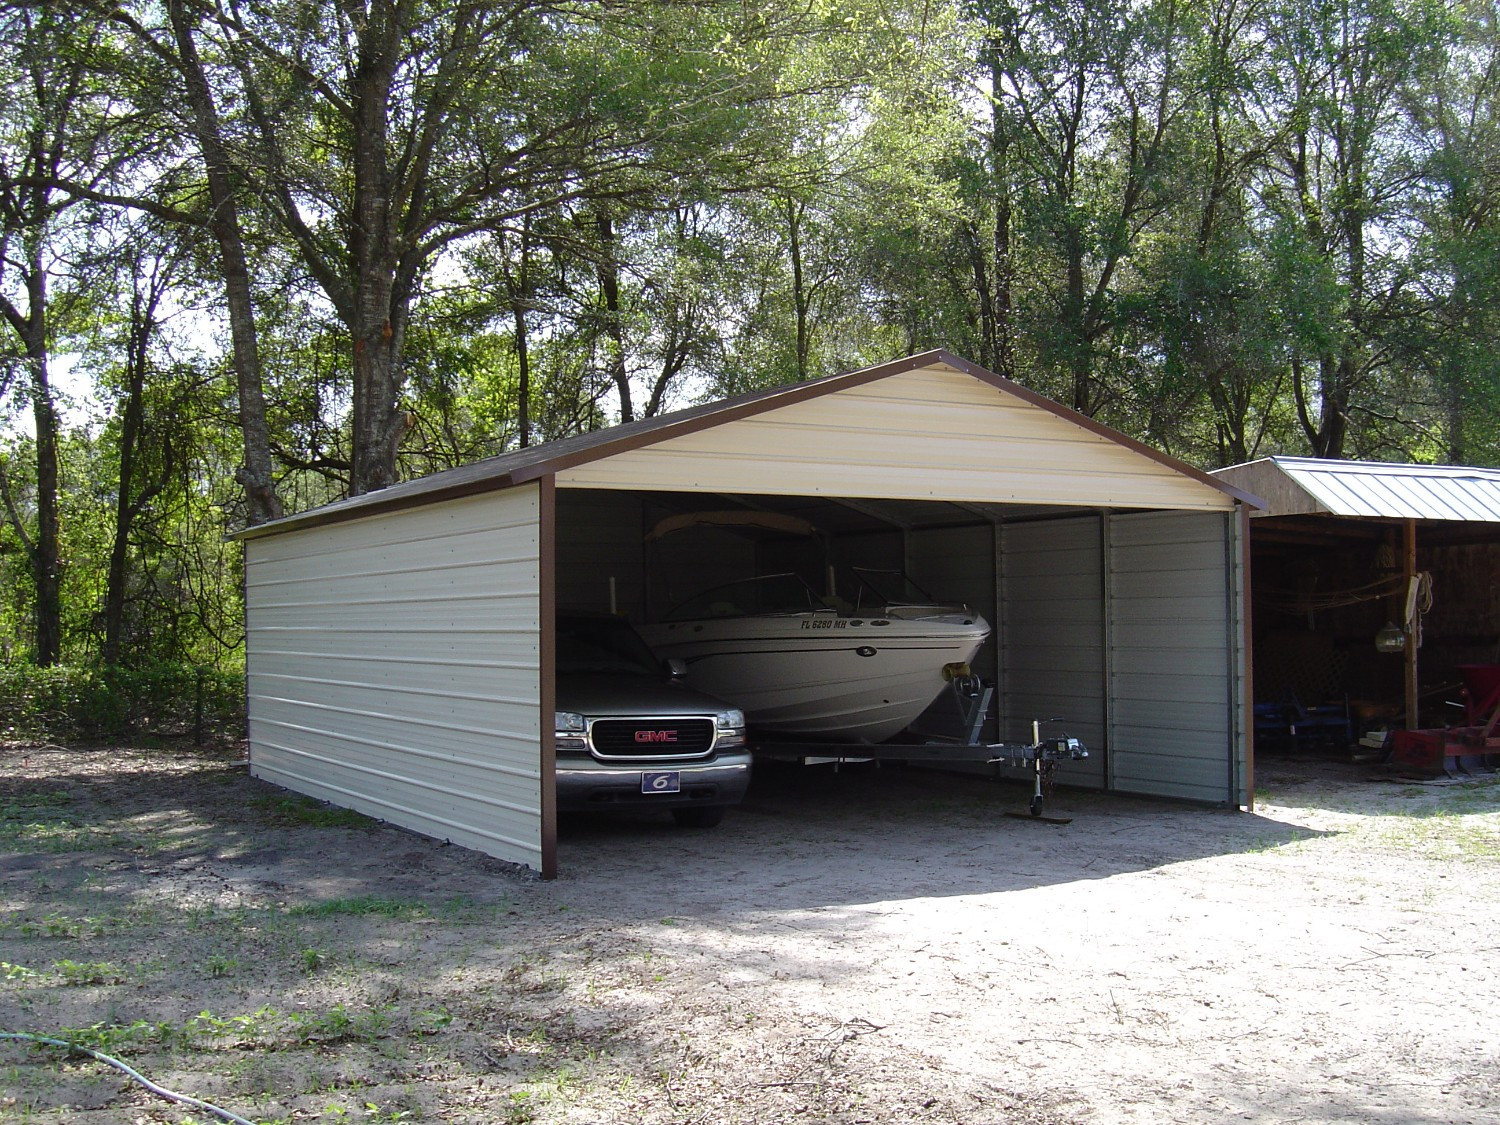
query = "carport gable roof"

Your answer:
(1214, 456), (1500, 522)
(237, 350), (1259, 540)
